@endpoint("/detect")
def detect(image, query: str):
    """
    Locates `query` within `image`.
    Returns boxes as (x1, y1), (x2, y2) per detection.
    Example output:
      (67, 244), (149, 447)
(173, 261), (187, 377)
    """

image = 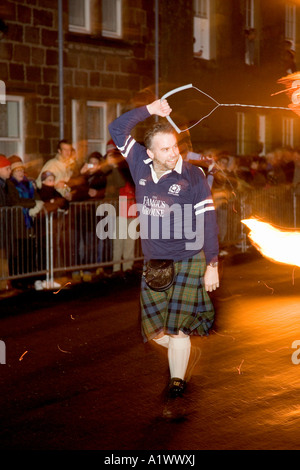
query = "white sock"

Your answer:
(153, 335), (170, 349)
(168, 336), (191, 380)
